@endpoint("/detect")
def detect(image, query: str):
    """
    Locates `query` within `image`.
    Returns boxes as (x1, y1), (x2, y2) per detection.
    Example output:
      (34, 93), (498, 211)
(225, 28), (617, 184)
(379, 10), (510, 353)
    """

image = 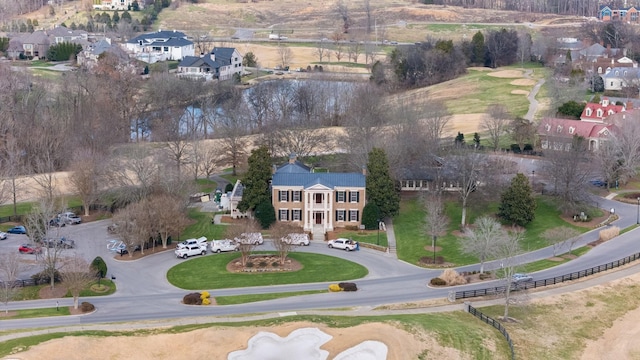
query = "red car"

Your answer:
(18, 244), (42, 254)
